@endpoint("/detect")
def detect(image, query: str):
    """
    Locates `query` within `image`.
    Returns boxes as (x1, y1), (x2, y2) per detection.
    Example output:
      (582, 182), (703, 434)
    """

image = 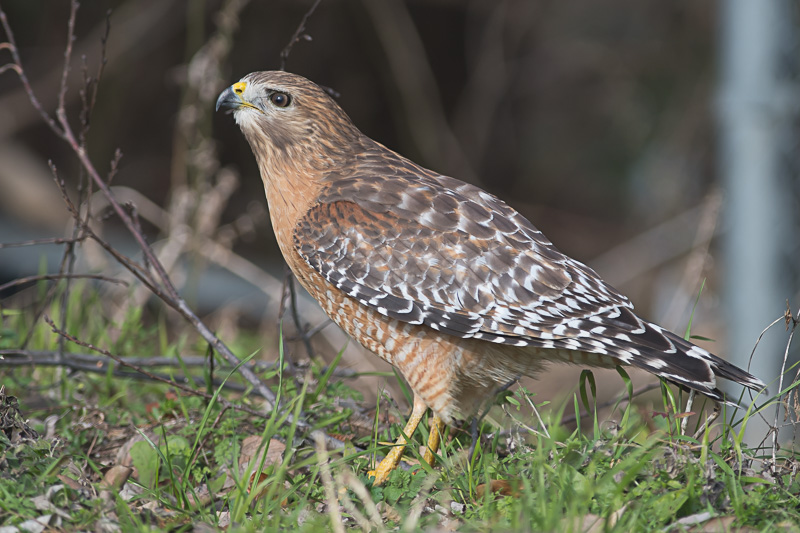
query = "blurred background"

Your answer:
(1, 0), (798, 437)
